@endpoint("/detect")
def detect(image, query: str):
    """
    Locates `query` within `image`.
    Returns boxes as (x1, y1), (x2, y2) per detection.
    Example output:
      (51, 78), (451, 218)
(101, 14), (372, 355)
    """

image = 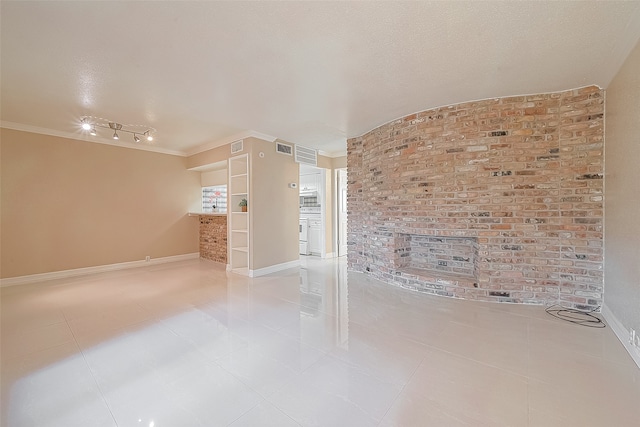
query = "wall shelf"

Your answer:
(228, 154), (250, 273)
